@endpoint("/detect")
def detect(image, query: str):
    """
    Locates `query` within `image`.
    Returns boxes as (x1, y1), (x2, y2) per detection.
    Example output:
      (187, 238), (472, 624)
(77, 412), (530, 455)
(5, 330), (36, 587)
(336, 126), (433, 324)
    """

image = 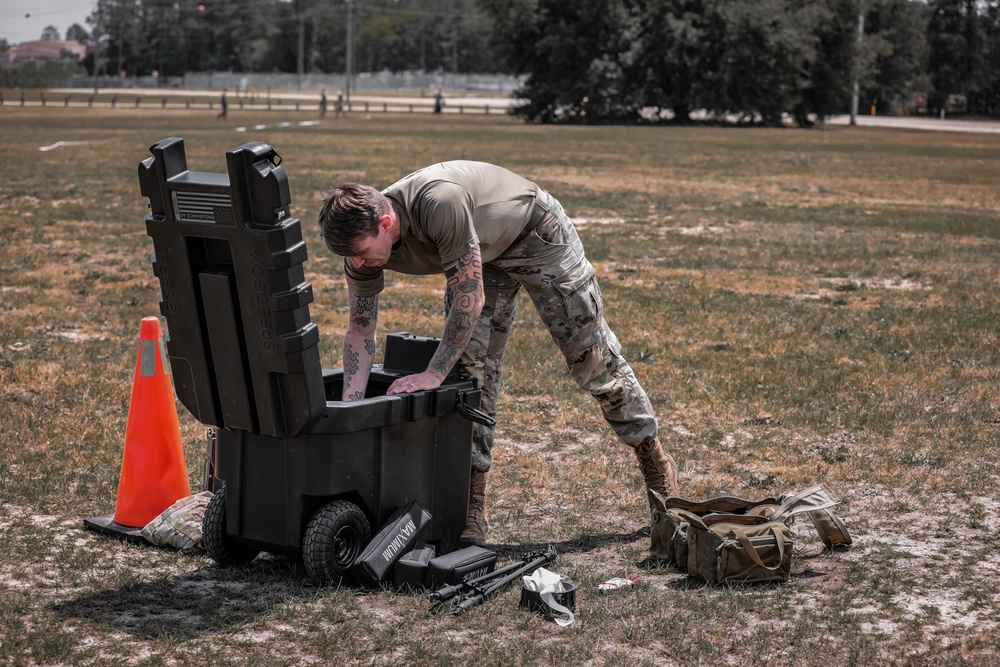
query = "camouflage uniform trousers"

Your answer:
(445, 188), (658, 472)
